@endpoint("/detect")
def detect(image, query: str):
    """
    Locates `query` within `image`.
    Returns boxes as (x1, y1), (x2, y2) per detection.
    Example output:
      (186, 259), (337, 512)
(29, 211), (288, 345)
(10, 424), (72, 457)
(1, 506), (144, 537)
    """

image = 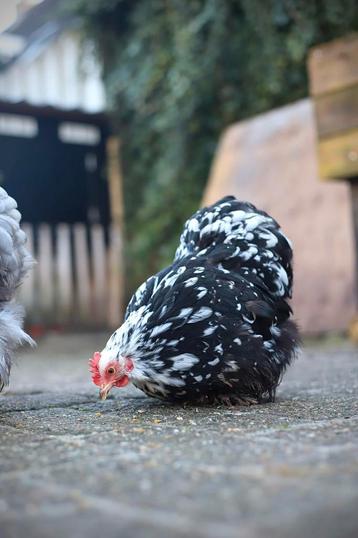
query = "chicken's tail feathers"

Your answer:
(0, 187), (34, 392)
(254, 319), (300, 404)
(0, 303), (35, 391)
(175, 196), (293, 300)
(0, 187), (34, 302)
